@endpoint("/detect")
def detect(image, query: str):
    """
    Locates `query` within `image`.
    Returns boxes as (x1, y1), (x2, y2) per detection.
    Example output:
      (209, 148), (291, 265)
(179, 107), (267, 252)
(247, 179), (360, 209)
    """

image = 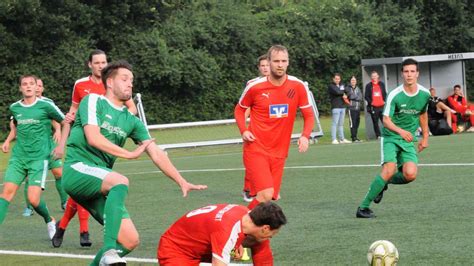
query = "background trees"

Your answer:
(0, 0), (472, 136)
